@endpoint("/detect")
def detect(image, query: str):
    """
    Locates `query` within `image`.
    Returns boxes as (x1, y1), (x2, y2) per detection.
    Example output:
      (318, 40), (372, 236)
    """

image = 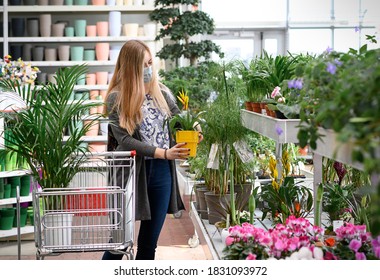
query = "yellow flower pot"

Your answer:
(175, 130), (199, 157)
